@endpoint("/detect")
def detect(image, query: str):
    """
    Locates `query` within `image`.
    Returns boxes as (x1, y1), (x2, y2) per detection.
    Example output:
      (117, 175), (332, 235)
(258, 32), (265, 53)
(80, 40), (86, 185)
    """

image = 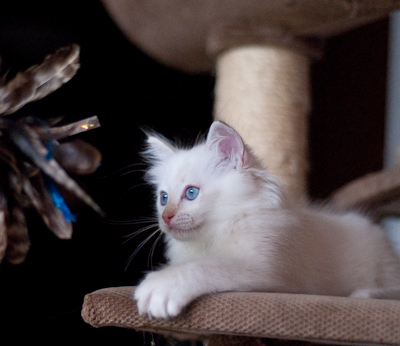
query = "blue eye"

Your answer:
(185, 187), (199, 200)
(160, 192), (168, 205)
